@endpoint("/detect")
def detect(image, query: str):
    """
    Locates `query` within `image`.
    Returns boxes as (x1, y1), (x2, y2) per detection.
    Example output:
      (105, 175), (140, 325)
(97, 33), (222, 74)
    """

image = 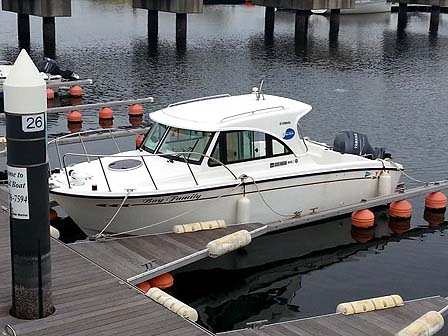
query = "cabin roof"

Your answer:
(149, 94), (312, 133)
